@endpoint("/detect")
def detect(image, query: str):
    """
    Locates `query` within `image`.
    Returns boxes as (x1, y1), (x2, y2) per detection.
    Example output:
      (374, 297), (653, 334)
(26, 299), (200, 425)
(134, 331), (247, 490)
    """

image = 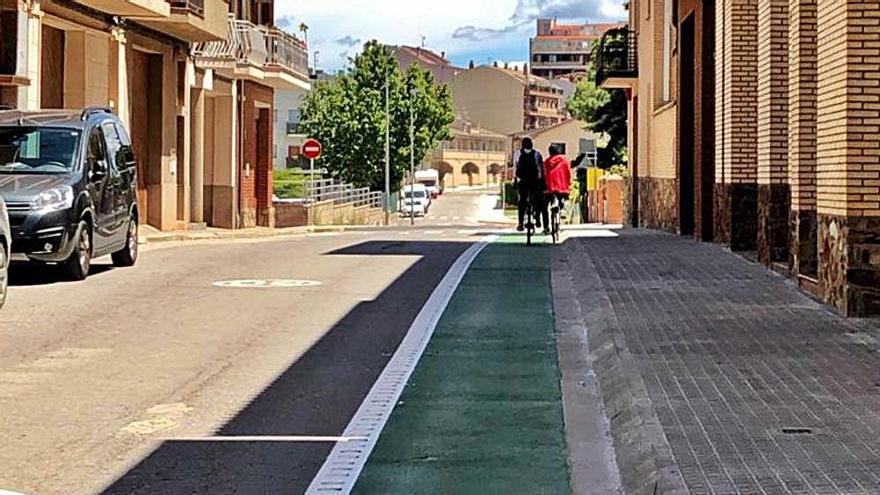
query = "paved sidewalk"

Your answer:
(559, 229), (880, 495)
(354, 238), (571, 494)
